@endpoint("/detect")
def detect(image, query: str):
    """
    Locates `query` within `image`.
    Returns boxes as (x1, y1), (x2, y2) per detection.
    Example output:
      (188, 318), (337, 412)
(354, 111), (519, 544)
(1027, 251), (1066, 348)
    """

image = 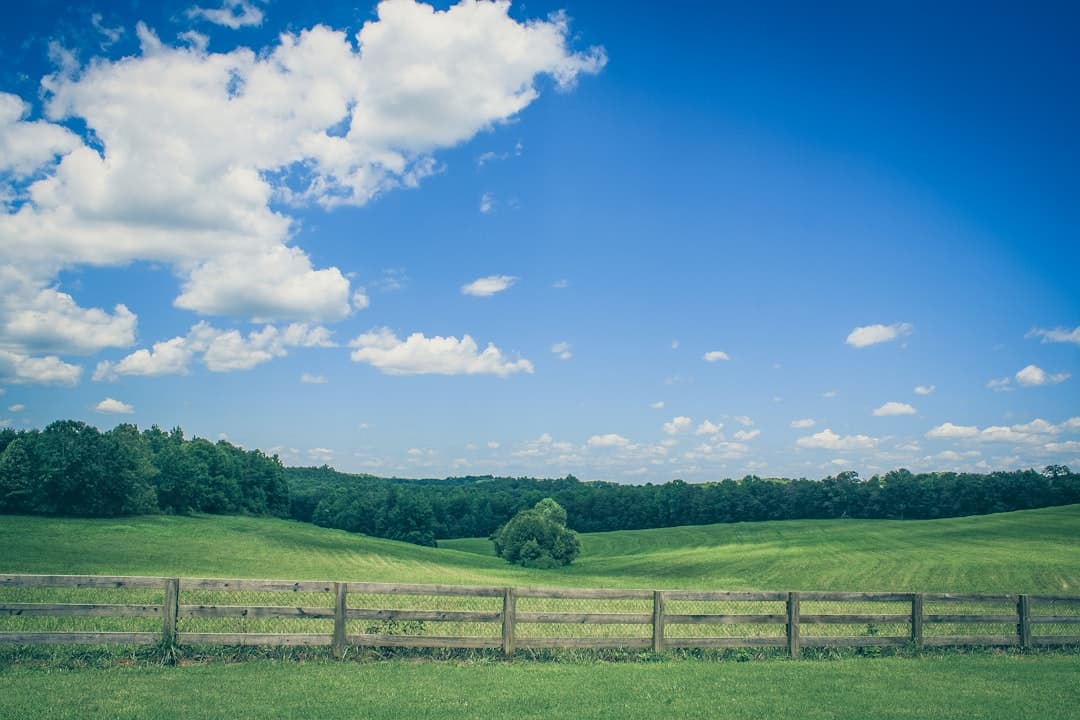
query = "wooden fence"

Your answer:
(2, 574), (1079, 658)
